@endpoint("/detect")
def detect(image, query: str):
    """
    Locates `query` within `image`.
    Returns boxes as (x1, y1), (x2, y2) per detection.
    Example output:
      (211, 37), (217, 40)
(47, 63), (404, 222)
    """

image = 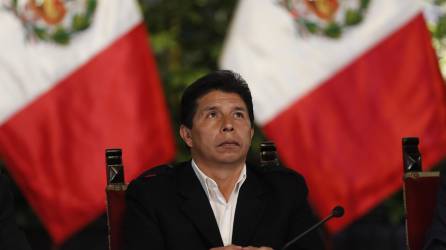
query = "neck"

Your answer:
(193, 159), (245, 201)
